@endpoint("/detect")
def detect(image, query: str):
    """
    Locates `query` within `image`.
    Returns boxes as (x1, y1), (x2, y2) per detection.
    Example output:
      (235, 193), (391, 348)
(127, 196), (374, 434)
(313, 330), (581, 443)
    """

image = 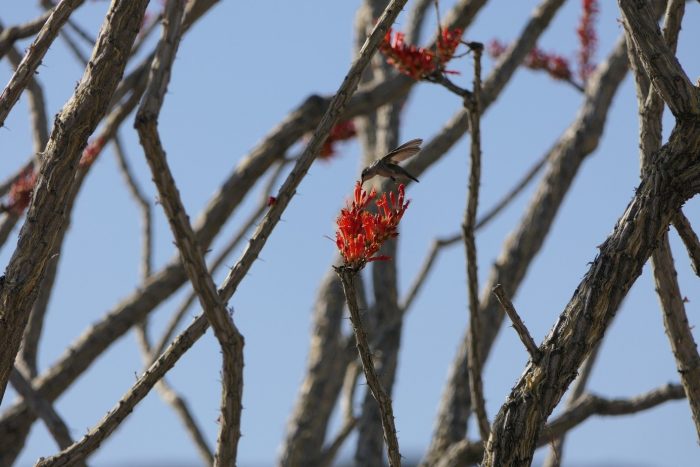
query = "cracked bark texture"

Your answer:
(0, 0), (149, 402)
(423, 30), (631, 466)
(482, 116), (700, 465)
